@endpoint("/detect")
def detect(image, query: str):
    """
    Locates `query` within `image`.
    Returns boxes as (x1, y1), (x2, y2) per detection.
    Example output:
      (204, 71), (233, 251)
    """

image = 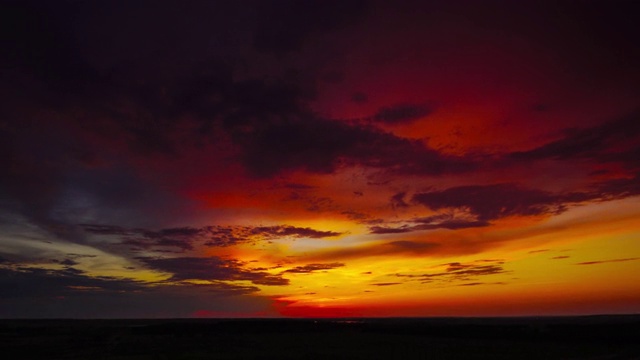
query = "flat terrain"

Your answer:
(1, 316), (639, 359)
